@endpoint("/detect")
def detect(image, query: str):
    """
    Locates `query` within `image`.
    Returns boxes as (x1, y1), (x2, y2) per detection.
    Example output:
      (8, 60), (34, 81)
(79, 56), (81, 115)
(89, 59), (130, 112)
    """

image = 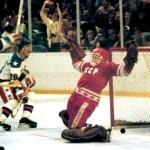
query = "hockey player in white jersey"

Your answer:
(0, 35), (37, 131)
